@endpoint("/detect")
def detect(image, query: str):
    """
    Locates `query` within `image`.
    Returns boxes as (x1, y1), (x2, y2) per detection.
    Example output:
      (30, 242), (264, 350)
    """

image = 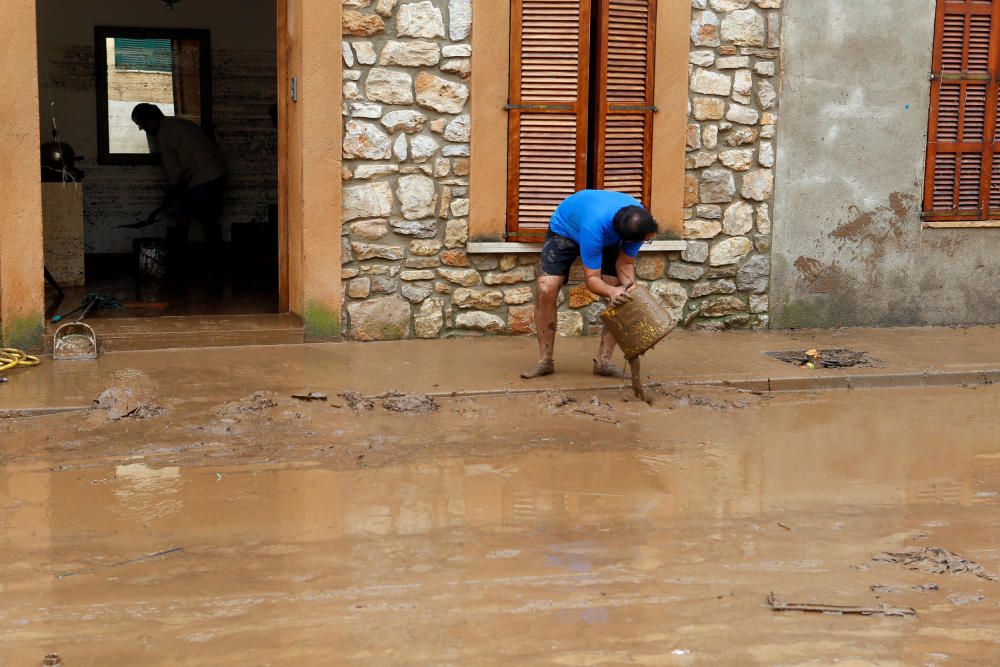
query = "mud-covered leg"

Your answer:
(522, 274), (564, 379)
